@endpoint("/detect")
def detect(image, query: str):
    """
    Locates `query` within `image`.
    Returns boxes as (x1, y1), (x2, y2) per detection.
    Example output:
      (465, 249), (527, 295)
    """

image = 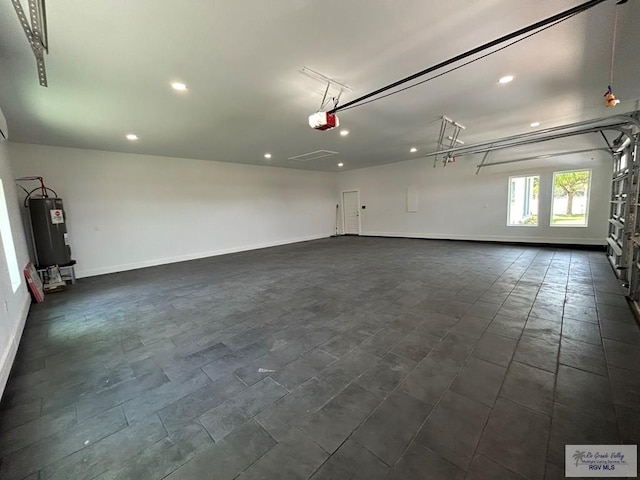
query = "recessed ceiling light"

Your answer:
(340, 130), (349, 136)
(126, 134), (138, 141)
(530, 122), (540, 127)
(264, 153), (272, 159)
(171, 82), (187, 91)
(410, 147), (418, 153)
(498, 75), (514, 84)
(338, 162), (344, 167)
